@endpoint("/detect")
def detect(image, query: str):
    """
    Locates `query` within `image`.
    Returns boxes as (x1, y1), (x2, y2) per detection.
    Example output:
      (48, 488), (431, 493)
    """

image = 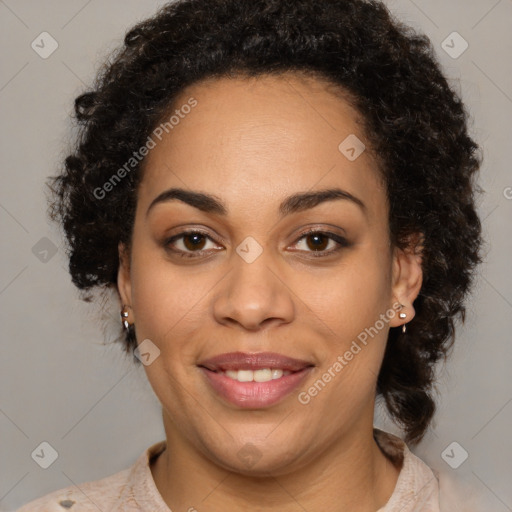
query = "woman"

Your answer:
(17, 0), (484, 510)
